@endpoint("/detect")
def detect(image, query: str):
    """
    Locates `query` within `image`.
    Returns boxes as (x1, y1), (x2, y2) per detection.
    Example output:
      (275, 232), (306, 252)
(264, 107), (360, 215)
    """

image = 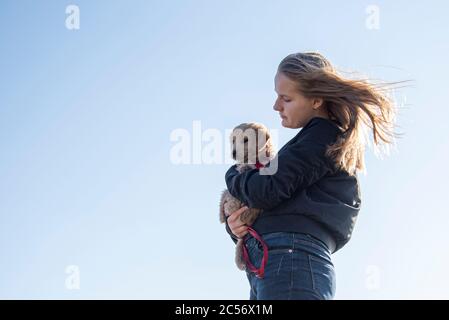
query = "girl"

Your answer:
(225, 52), (401, 300)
